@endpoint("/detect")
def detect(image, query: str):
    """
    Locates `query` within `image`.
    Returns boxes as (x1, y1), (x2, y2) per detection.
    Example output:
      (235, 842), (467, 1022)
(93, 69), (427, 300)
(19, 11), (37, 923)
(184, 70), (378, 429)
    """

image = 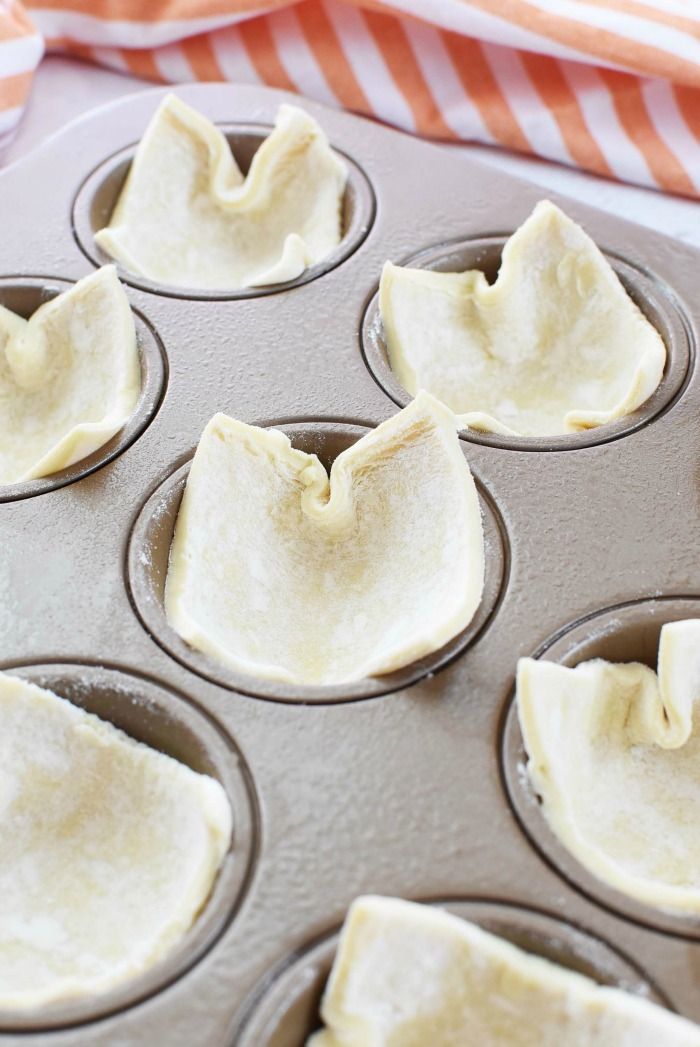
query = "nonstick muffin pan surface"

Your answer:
(1, 82), (700, 1045)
